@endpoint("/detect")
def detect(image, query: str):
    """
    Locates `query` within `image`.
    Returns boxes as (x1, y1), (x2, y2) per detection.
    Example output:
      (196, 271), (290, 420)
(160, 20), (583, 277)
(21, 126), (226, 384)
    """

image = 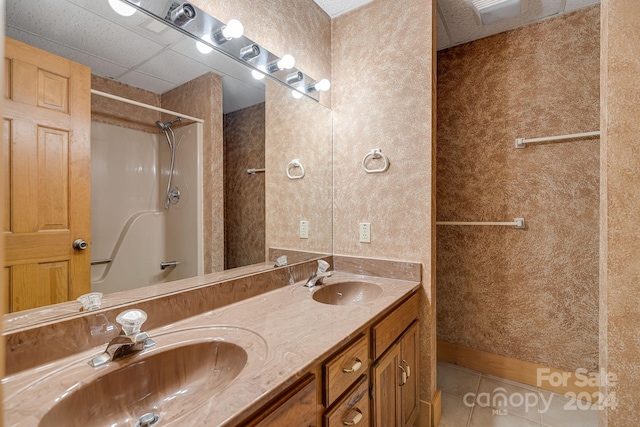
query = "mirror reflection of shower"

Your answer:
(156, 117), (182, 209)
